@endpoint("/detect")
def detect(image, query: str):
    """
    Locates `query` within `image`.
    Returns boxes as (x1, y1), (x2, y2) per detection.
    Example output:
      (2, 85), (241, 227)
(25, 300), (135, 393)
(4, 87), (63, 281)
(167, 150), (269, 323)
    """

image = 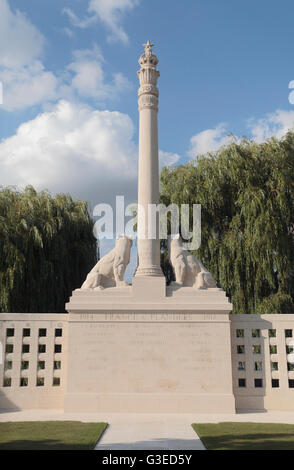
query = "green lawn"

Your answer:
(192, 422), (294, 450)
(0, 421), (107, 450)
